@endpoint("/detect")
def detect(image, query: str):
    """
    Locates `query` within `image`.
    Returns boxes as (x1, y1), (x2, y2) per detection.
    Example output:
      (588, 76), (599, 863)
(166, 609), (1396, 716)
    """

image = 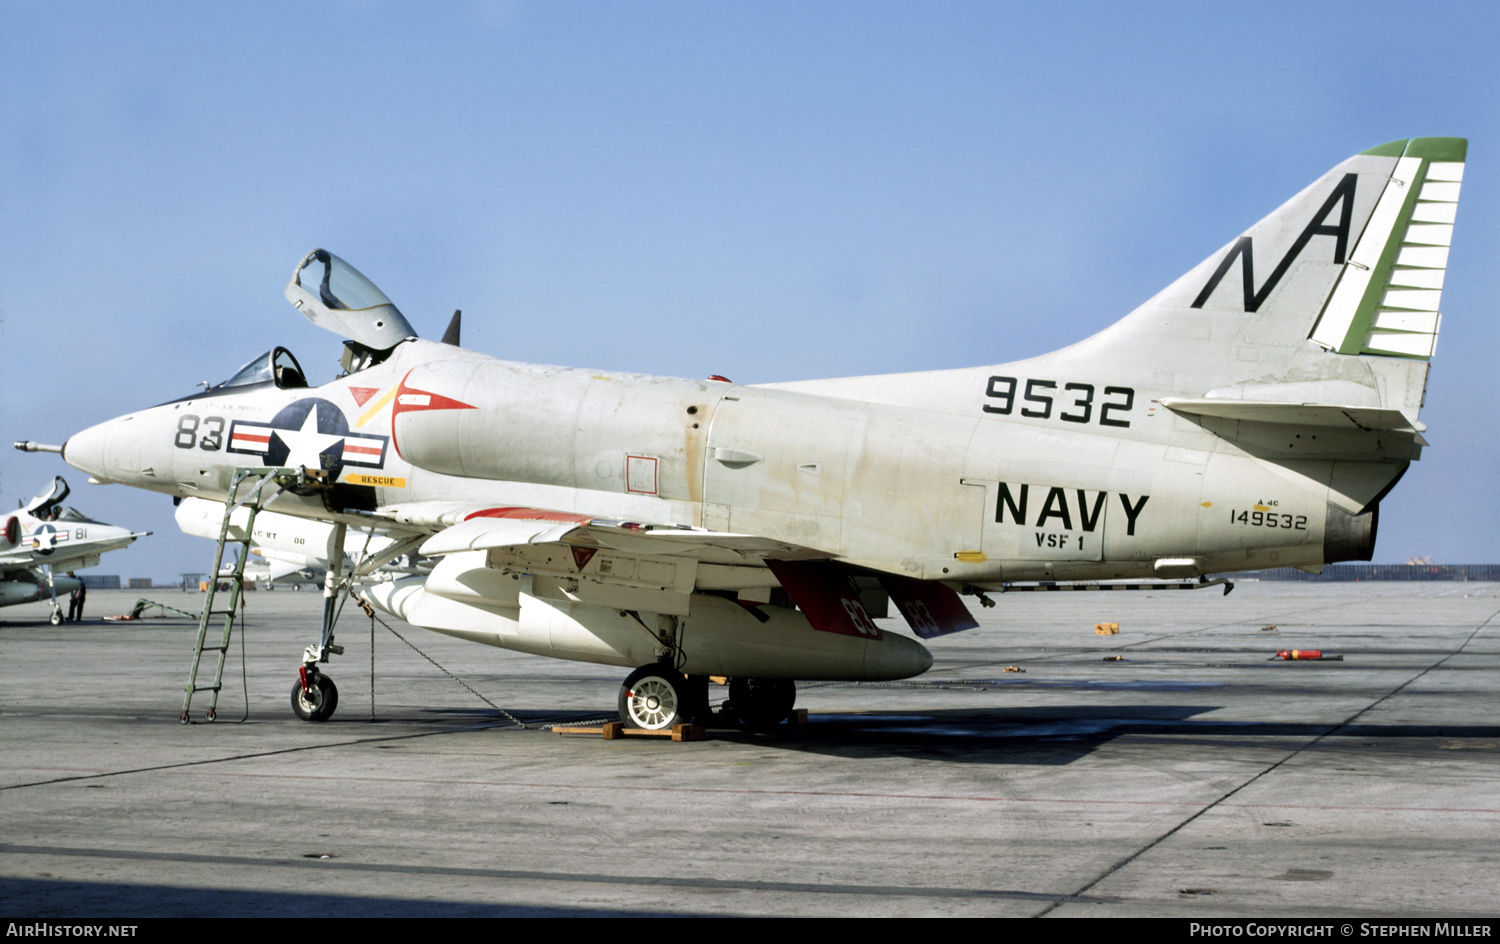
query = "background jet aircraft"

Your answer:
(32, 138), (1466, 728)
(0, 476), (150, 624)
